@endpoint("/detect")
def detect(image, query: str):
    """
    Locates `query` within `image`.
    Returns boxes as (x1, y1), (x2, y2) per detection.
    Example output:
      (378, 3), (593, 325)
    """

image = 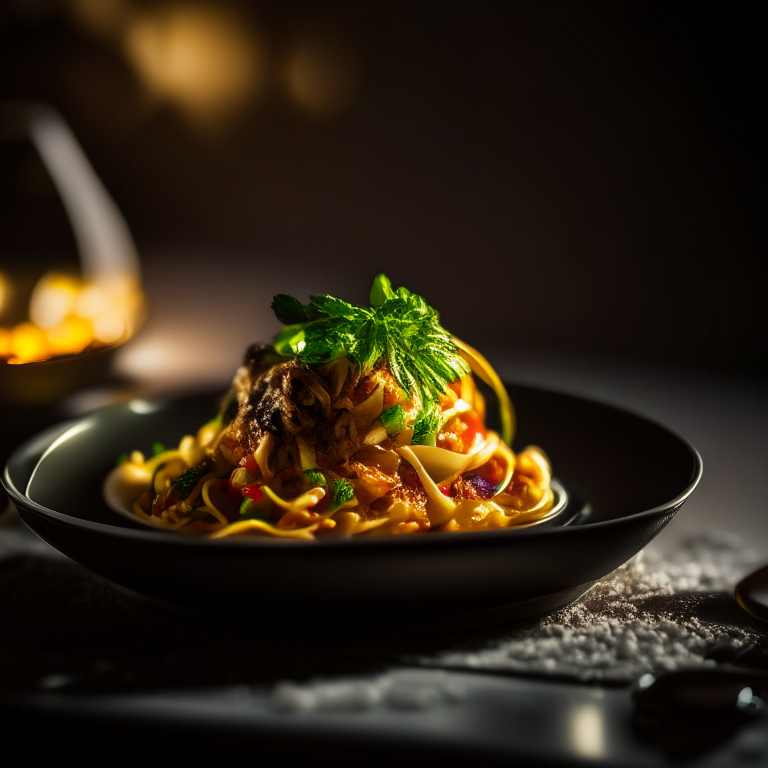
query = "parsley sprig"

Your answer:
(271, 275), (470, 445)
